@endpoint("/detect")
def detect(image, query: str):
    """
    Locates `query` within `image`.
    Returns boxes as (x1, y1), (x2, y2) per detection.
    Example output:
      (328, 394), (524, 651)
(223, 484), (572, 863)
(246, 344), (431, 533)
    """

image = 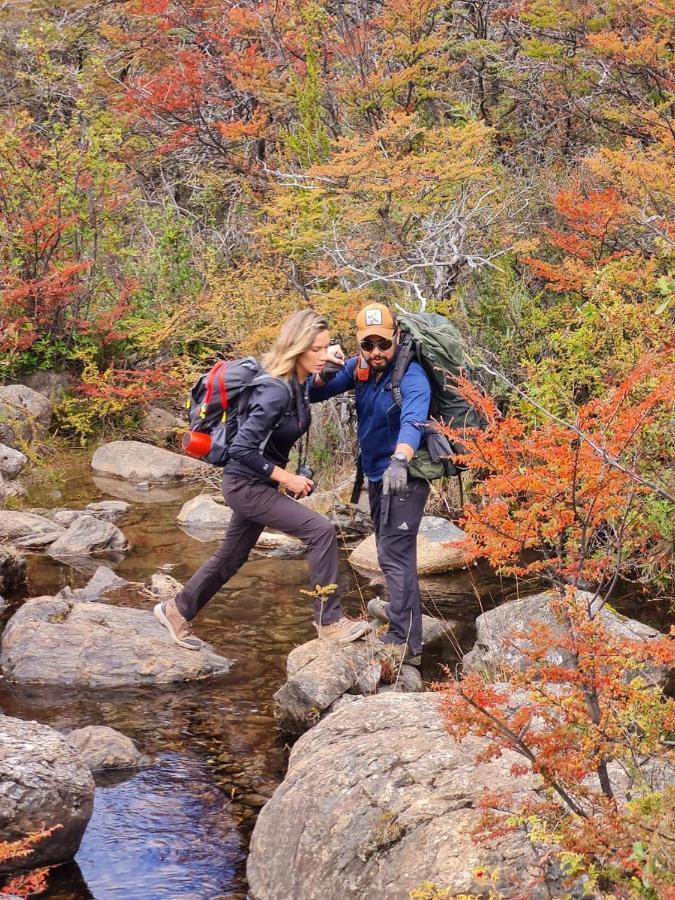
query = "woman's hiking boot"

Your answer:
(315, 616), (373, 644)
(154, 597), (203, 651)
